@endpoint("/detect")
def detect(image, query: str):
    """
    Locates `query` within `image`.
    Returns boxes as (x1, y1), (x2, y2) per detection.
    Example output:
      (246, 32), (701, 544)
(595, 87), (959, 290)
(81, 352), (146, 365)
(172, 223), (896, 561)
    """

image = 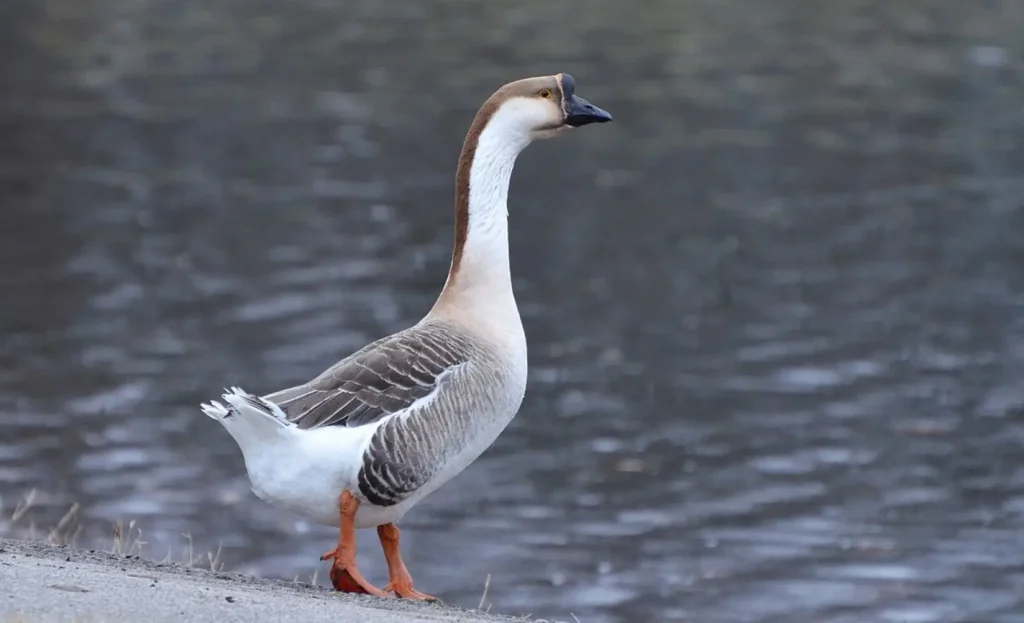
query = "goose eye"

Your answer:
(538, 89), (552, 99)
